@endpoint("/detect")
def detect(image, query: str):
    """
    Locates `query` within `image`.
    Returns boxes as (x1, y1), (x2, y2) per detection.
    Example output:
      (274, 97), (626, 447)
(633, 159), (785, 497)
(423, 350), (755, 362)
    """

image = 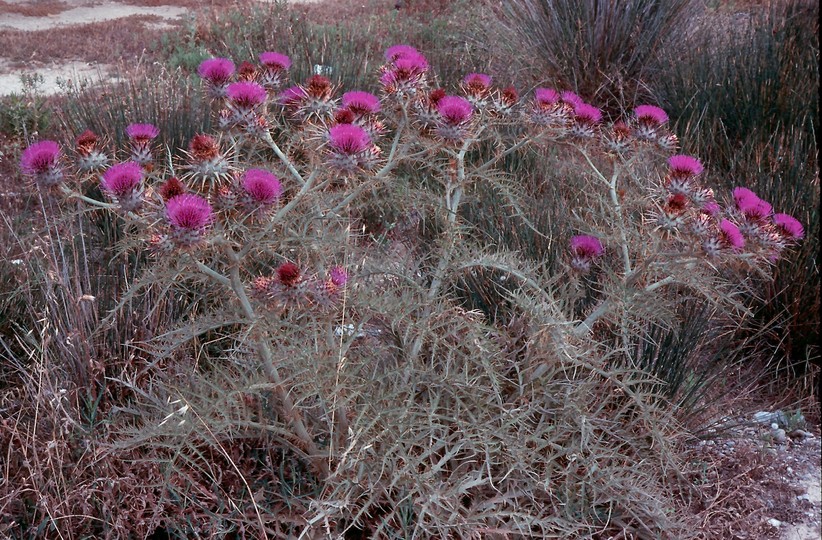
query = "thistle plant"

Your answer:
(14, 43), (807, 538)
